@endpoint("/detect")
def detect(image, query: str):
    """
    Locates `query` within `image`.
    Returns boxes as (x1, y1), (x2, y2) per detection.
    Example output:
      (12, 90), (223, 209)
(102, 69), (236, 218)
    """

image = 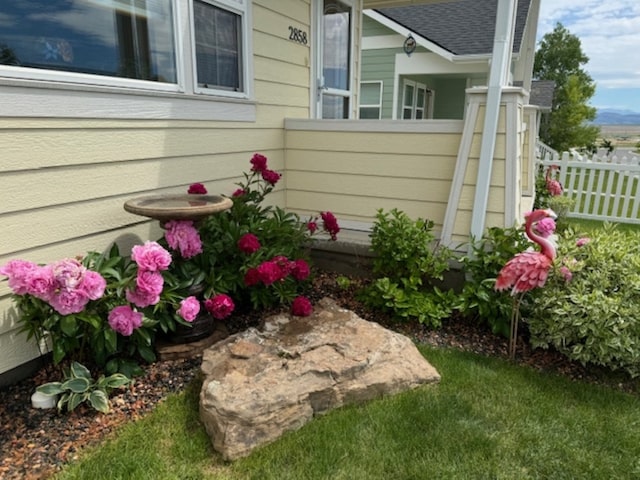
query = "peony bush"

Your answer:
(0, 153), (339, 379)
